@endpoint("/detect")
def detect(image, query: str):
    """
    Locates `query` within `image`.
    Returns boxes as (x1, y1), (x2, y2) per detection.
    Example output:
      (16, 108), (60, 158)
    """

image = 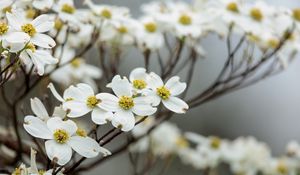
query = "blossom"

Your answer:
(61, 83), (115, 125)
(6, 10), (56, 48)
(129, 67), (150, 93)
(146, 72), (189, 114)
(24, 116), (110, 165)
(32, 0), (54, 11)
(102, 75), (157, 131)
